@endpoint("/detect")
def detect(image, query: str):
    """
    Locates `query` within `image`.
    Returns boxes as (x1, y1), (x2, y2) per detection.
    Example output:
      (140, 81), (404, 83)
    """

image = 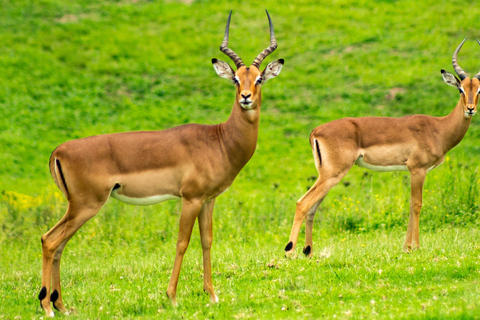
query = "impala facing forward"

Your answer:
(285, 39), (477, 257)
(39, 10), (283, 317)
